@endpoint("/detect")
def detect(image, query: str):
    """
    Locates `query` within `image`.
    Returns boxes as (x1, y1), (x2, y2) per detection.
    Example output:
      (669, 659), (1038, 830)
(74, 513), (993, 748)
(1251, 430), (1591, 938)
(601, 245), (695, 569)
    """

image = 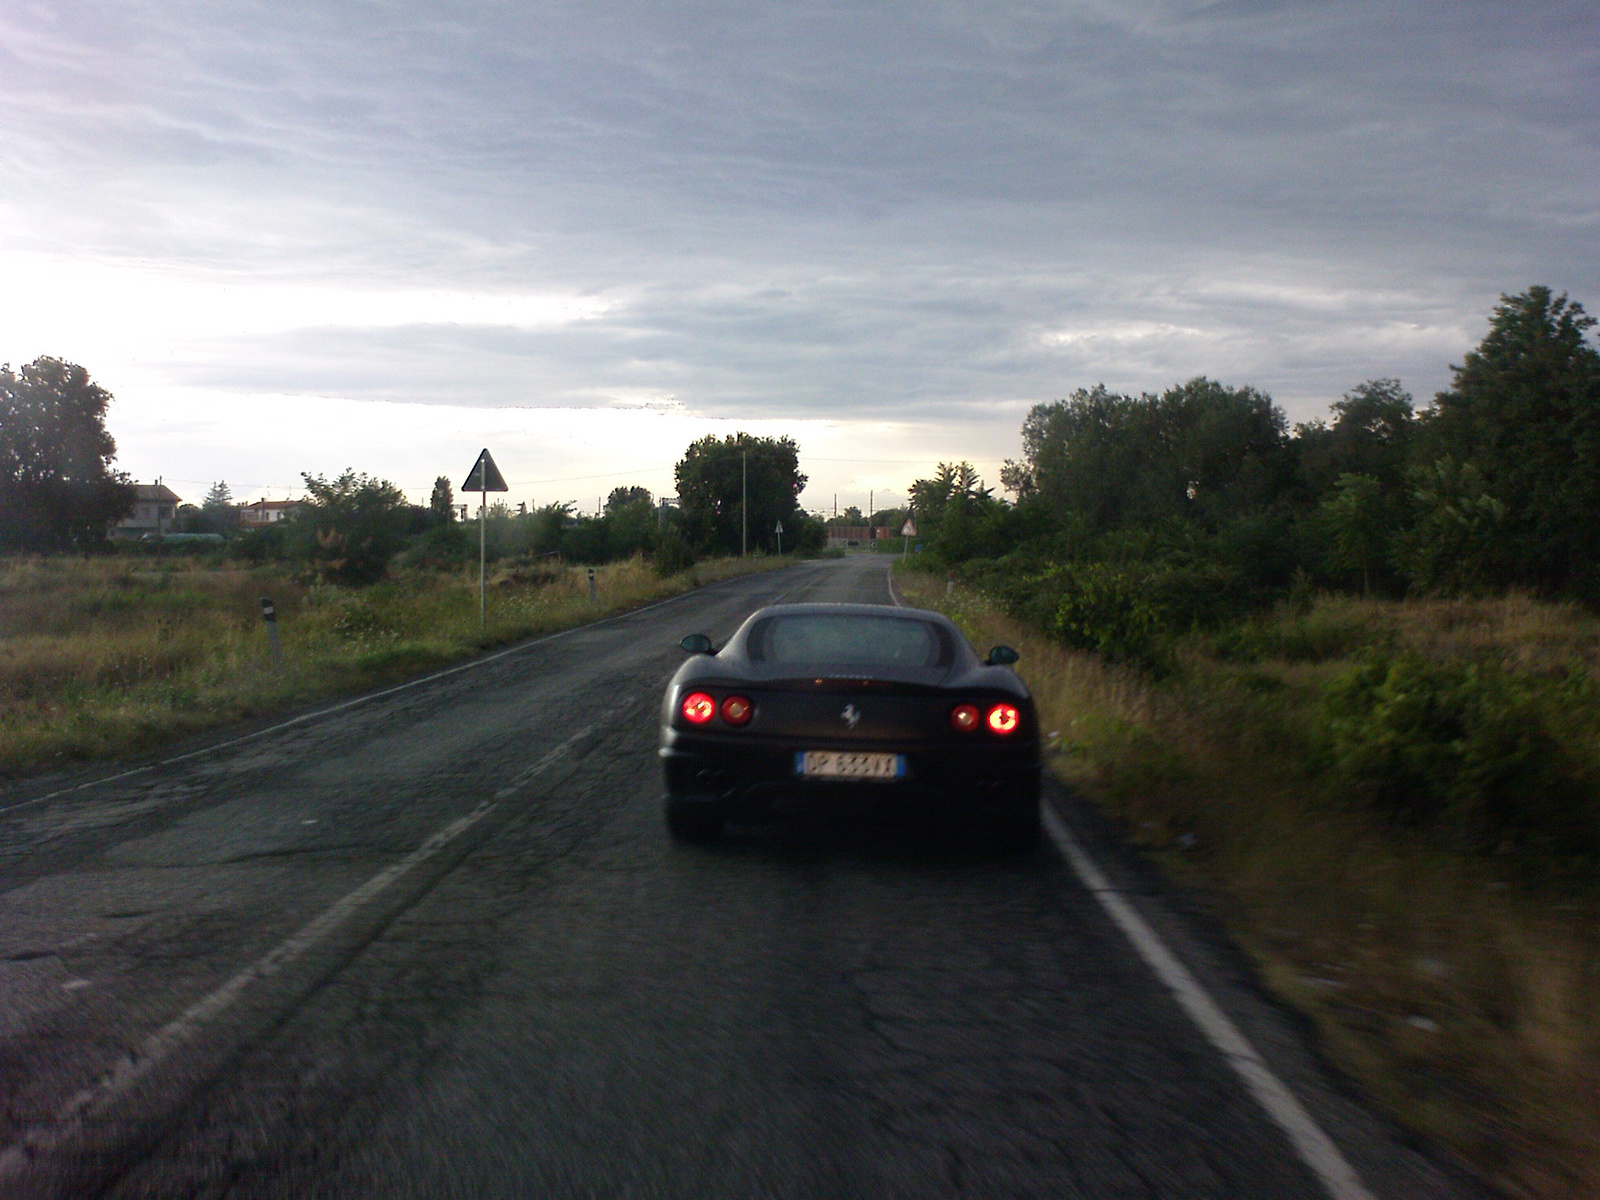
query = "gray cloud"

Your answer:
(1, 0), (1595, 441)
